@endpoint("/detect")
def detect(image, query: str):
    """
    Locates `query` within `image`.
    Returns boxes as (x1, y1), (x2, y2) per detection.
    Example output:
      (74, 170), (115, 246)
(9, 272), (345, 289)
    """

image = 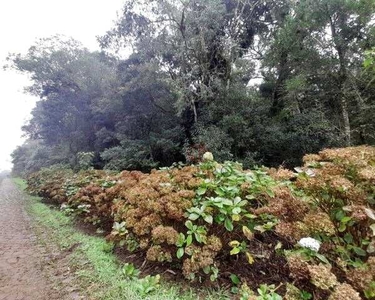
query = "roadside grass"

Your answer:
(12, 178), (230, 300)
(12, 177), (26, 189)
